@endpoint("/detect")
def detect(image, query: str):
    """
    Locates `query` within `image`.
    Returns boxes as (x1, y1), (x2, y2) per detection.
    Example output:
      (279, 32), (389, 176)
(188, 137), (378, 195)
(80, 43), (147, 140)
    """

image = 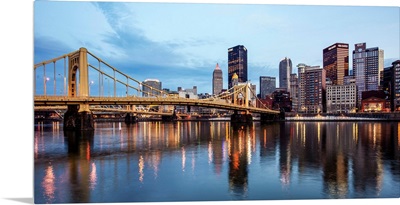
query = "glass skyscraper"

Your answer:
(228, 45), (247, 89)
(259, 76), (276, 99)
(353, 42), (384, 107)
(279, 57), (292, 91)
(323, 43), (349, 85)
